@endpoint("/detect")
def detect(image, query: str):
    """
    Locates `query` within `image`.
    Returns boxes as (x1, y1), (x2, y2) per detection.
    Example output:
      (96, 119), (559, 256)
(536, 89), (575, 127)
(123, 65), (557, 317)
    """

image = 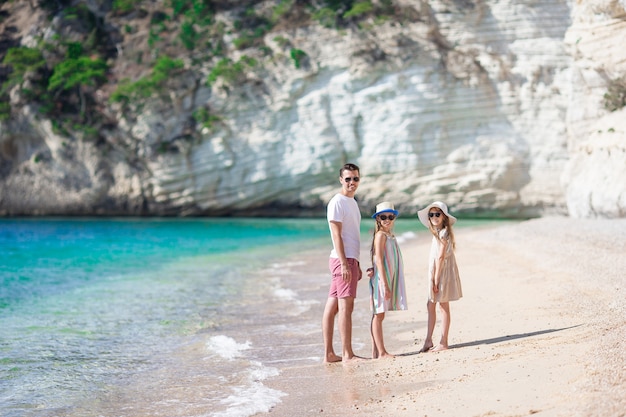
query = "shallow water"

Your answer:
(0, 218), (332, 417)
(0, 216), (491, 416)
